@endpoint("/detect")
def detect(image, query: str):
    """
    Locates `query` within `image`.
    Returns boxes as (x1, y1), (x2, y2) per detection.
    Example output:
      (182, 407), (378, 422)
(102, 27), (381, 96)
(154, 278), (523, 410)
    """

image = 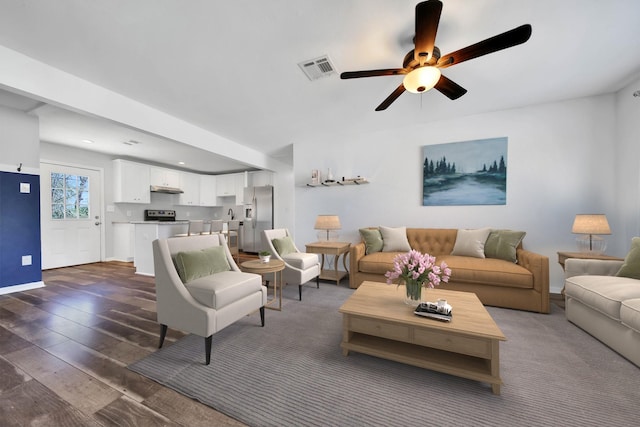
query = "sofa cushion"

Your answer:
(565, 275), (640, 321)
(184, 271), (262, 309)
(438, 255), (533, 288)
(272, 236), (296, 256)
(621, 298), (640, 334)
(282, 252), (318, 270)
(616, 237), (640, 280)
(380, 226), (411, 252)
(174, 246), (231, 283)
(359, 228), (383, 254)
(451, 228), (491, 258)
(359, 251), (404, 275)
(407, 228), (458, 256)
(484, 230), (526, 263)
